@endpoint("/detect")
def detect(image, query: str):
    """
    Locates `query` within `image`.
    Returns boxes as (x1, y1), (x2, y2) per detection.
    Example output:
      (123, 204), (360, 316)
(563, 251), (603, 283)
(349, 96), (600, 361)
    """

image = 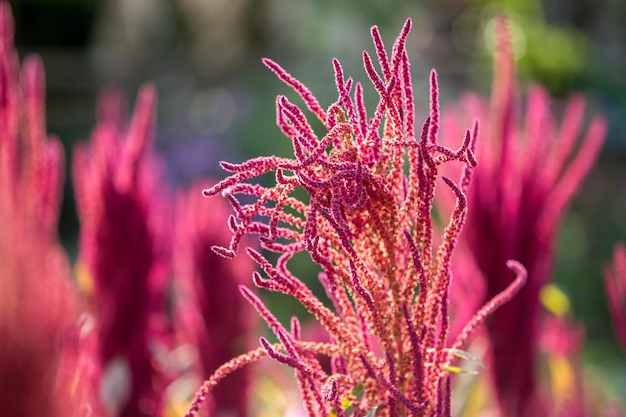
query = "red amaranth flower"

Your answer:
(73, 85), (170, 417)
(186, 19), (526, 417)
(173, 182), (257, 416)
(0, 2), (99, 415)
(605, 242), (626, 353)
(441, 17), (606, 417)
